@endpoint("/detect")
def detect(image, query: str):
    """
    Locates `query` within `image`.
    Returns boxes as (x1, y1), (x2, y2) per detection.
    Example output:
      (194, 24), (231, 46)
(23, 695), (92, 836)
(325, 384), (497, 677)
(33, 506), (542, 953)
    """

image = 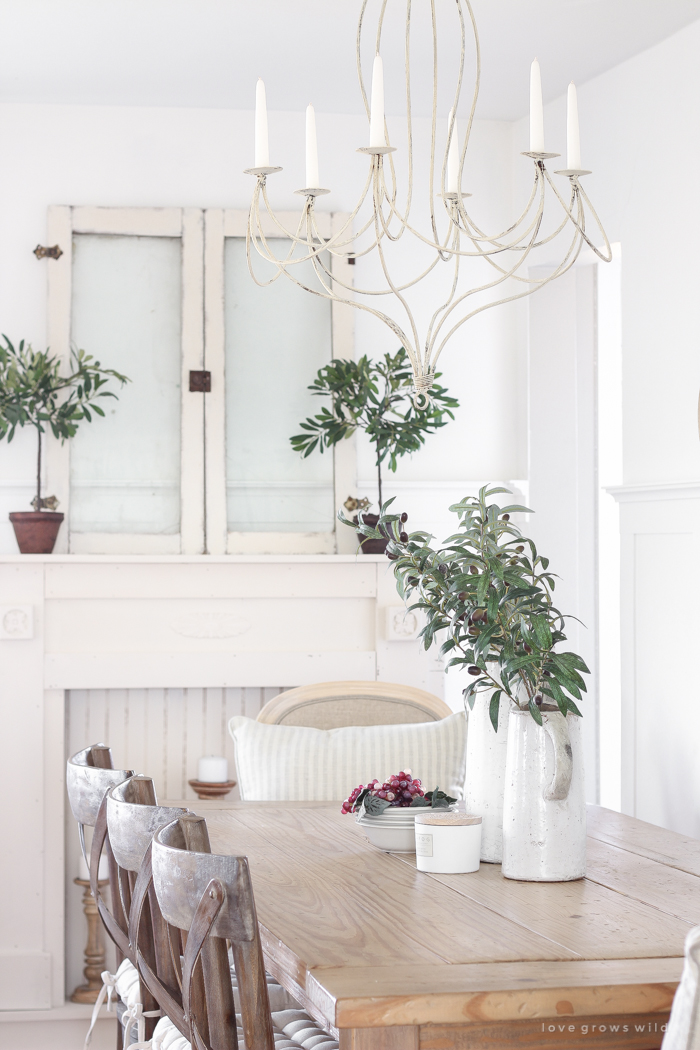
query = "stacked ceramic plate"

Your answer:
(356, 807), (417, 853)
